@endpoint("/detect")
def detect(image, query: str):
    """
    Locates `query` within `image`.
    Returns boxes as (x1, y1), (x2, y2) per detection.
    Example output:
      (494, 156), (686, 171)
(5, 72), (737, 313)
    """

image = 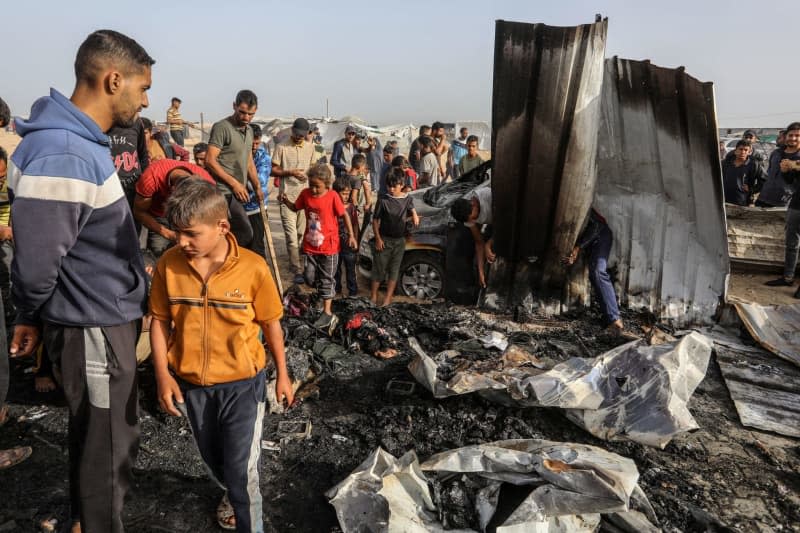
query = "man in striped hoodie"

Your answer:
(8, 30), (153, 533)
